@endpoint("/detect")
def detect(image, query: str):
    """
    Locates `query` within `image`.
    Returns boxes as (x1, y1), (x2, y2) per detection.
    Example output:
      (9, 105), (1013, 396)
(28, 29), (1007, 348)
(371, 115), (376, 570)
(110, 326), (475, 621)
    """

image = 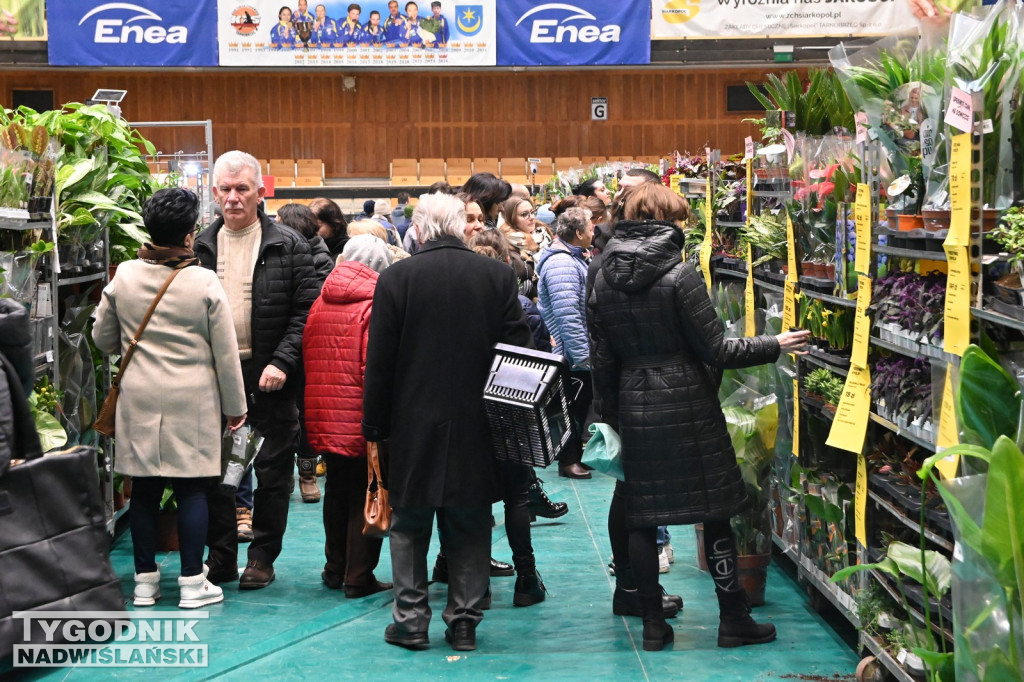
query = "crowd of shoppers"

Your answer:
(90, 152), (808, 656)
